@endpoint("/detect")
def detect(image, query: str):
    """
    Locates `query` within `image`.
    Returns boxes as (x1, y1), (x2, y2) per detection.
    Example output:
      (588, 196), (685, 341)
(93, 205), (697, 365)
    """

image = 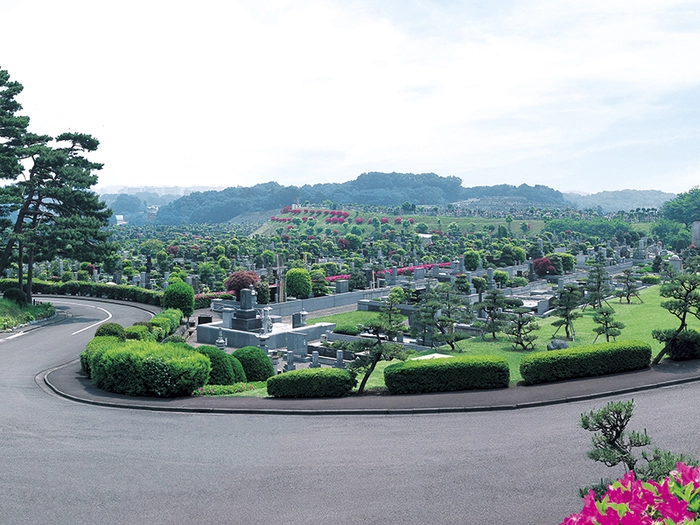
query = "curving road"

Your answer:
(2, 298), (700, 524)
